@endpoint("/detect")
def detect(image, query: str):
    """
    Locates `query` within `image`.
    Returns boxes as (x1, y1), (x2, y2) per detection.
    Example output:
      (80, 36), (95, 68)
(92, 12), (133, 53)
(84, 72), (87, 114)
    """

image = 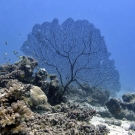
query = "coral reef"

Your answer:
(29, 85), (52, 111)
(0, 83), (109, 134)
(122, 93), (135, 102)
(0, 101), (31, 135)
(67, 84), (110, 106)
(0, 56), (111, 134)
(0, 80), (32, 134)
(47, 74), (66, 105)
(106, 96), (135, 120)
(0, 57), (65, 105)
(0, 56), (38, 87)
(34, 68), (48, 87)
(30, 86), (48, 106)
(24, 107), (109, 135)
